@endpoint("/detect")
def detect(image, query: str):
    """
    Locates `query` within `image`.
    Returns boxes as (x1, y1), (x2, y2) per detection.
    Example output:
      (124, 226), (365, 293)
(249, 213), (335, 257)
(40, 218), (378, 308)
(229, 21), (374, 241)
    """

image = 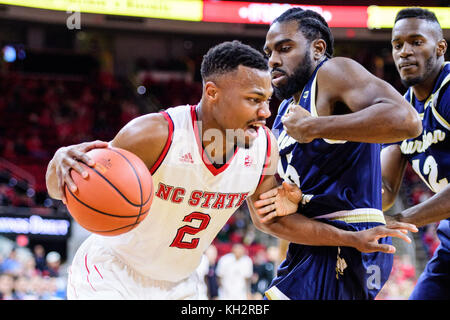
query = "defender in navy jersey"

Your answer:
(249, 8), (422, 300)
(383, 8), (450, 300)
